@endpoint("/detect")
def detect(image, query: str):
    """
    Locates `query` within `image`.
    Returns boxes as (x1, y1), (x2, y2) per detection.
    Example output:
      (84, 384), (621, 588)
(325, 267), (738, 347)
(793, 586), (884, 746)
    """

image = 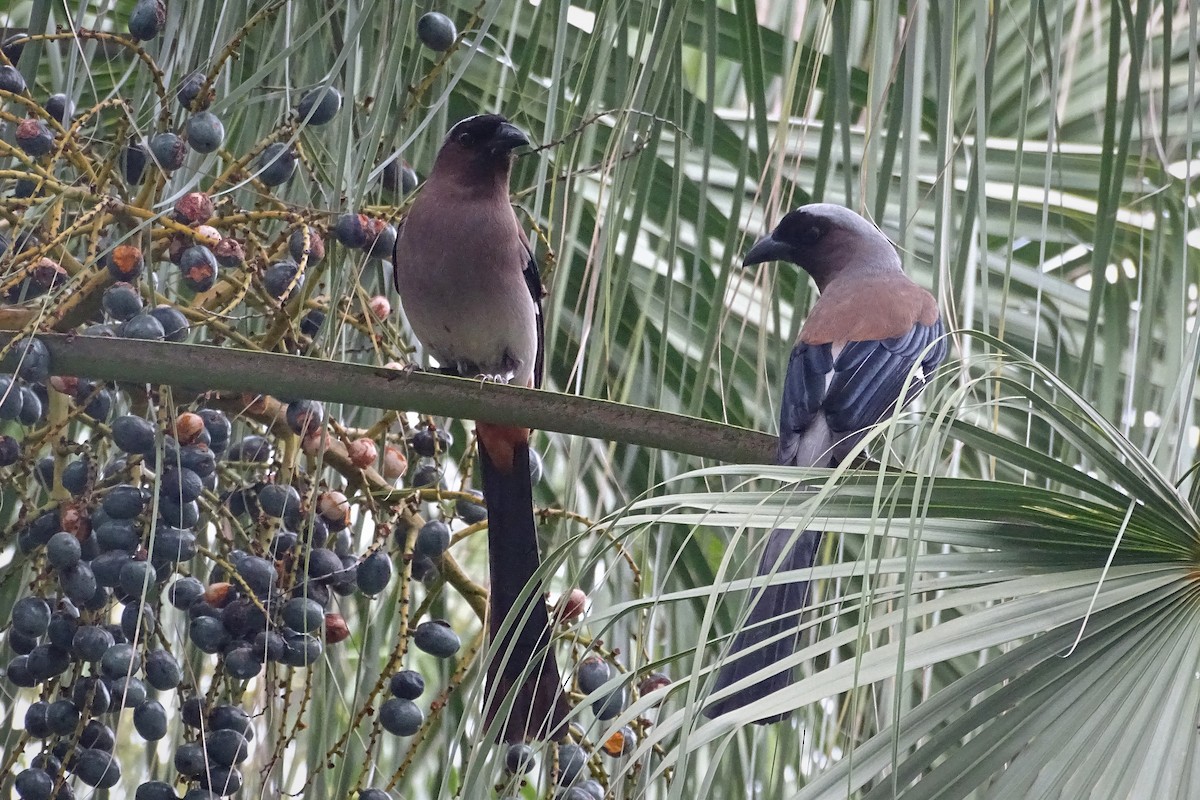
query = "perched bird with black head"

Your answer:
(706, 203), (947, 723)
(393, 114), (567, 742)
